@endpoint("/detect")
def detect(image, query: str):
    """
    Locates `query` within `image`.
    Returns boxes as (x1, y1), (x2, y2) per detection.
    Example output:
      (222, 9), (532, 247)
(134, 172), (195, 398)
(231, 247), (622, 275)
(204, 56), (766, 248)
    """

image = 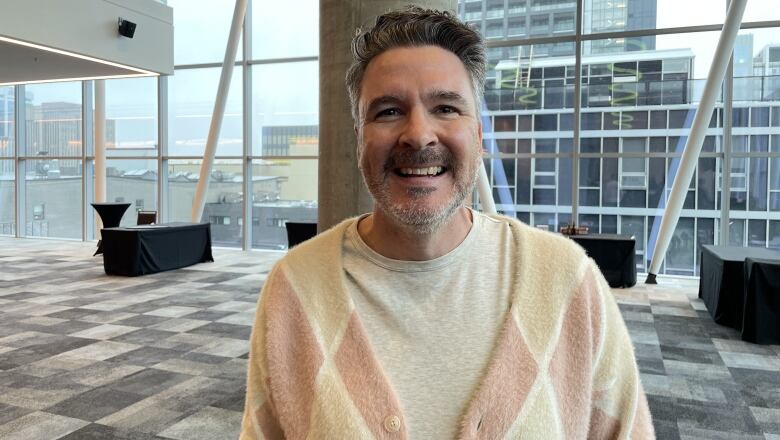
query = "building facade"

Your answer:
(463, 0), (780, 276)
